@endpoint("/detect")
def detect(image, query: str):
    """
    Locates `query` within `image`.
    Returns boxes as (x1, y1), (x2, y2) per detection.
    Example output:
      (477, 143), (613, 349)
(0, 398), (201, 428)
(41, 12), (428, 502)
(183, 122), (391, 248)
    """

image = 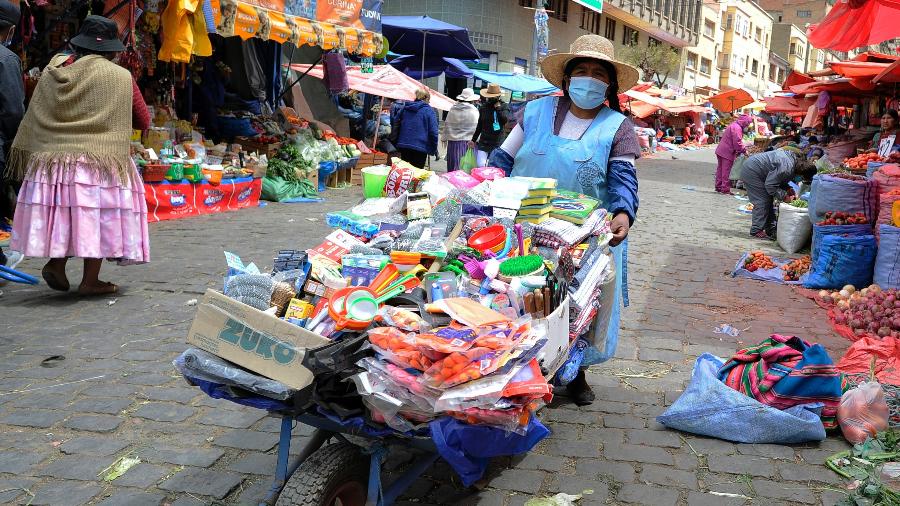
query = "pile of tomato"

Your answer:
(843, 153), (884, 170)
(817, 211), (869, 225)
(782, 255), (811, 281)
(744, 251), (777, 272)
